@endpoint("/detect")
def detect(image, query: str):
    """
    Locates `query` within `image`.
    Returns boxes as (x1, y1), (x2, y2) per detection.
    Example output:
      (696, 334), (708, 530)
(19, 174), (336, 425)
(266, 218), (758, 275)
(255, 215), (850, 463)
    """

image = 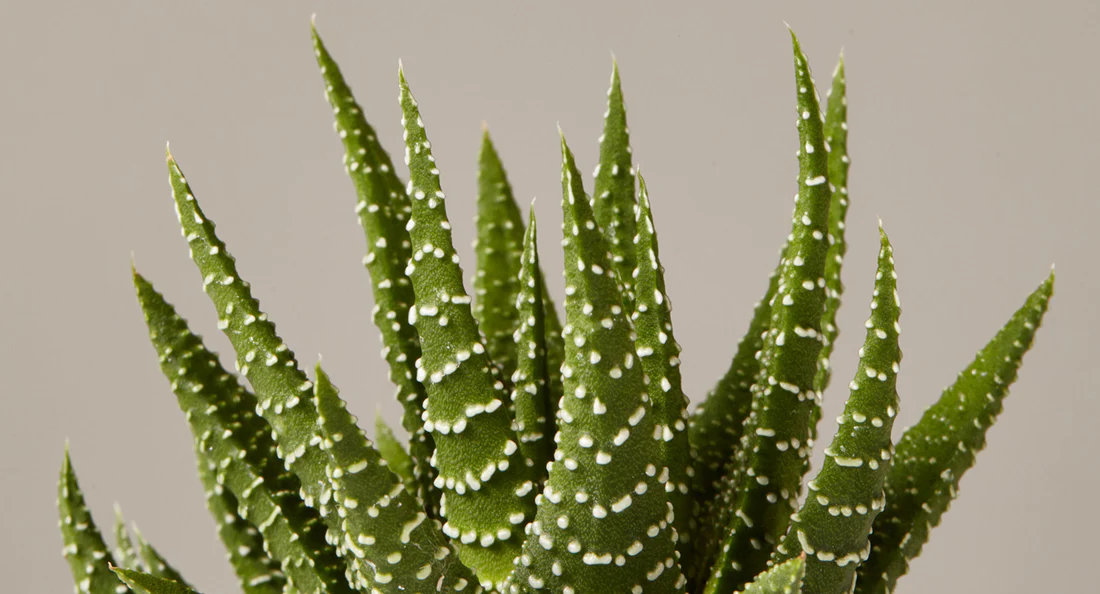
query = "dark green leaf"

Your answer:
(704, 29), (833, 593)
(311, 24), (439, 515)
(509, 133), (684, 593)
(855, 271), (1054, 594)
(776, 228), (901, 594)
(592, 61), (638, 313)
(398, 68), (535, 587)
(633, 172), (693, 551)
